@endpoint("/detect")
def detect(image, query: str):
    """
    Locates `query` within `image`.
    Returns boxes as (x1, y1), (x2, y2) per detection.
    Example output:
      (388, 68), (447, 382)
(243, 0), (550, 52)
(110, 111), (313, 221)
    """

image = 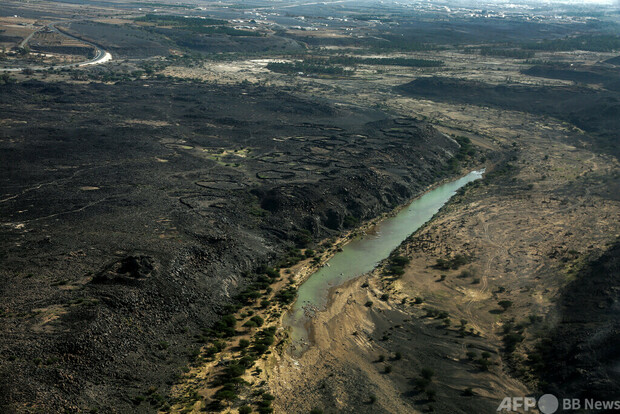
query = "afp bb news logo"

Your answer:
(498, 394), (620, 413)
